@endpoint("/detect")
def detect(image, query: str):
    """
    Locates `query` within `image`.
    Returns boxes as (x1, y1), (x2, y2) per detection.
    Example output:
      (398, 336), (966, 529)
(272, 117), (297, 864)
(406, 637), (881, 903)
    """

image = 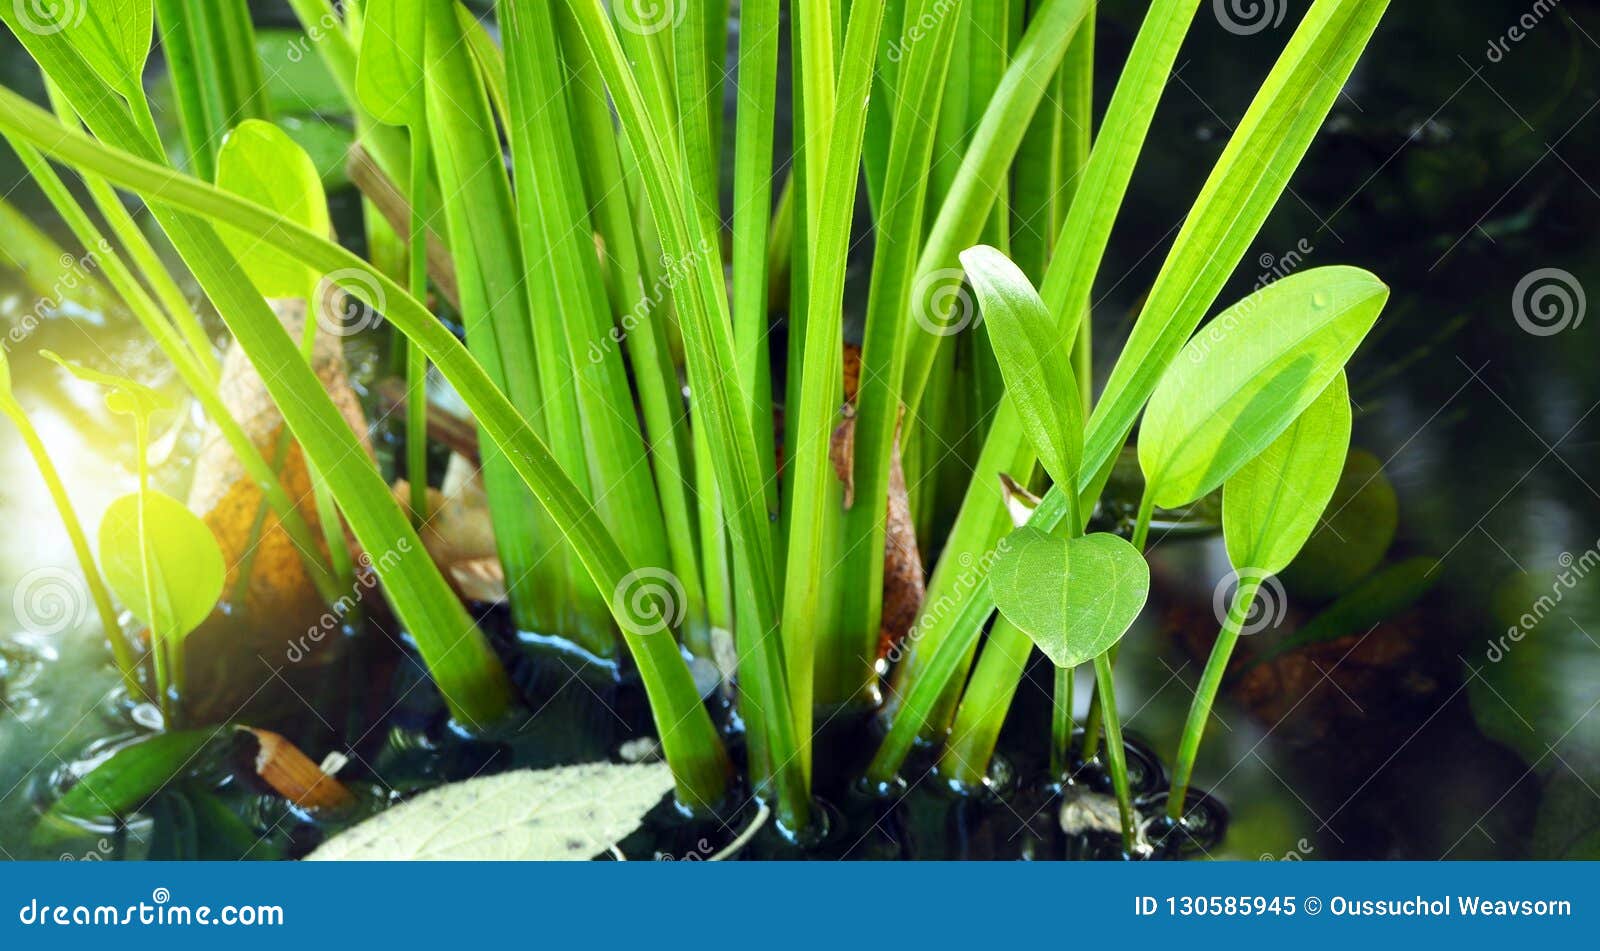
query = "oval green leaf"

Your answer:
(1138, 266), (1387, 509)
(215, 119), (330, 299)
(960, 244), (1084, 494)
(98, 491), (225, 641)
(356, 0), (427, 125)
(1223, 372), (1352, 576)
(991, 528), (1149, 669)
